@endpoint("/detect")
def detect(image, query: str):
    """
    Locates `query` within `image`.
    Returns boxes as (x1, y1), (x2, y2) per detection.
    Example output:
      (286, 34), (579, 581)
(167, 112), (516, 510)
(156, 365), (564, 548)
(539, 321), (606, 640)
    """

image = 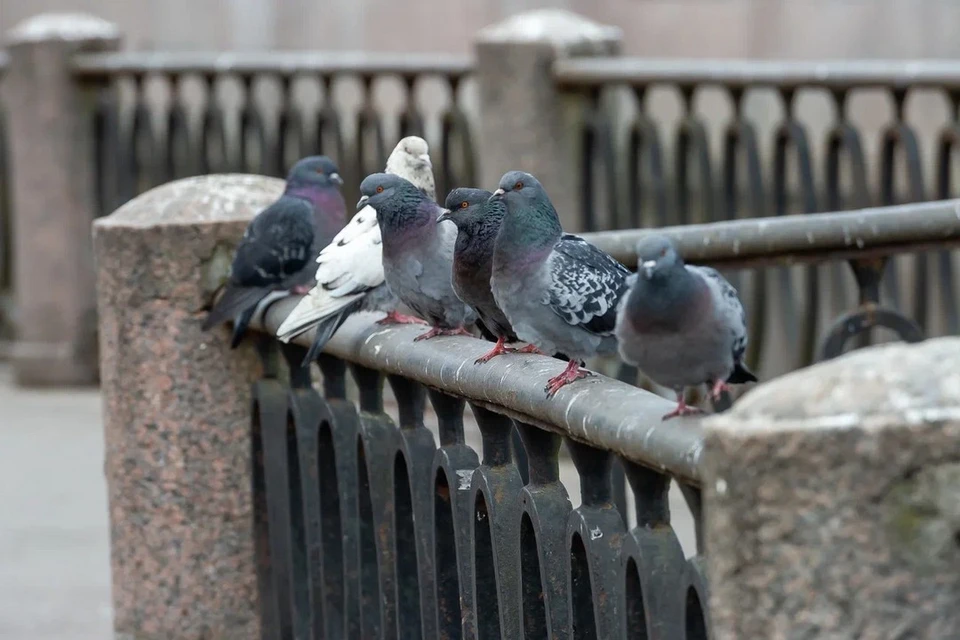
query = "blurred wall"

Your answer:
(2, 0), (960, 59)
